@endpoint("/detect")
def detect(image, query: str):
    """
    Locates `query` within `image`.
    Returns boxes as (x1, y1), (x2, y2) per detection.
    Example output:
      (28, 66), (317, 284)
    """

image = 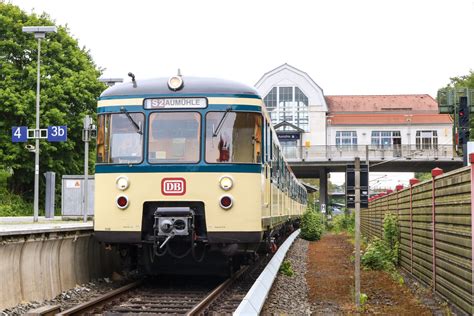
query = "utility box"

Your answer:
(44, 171), (56, 218)
(61, 175), (94, 217)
